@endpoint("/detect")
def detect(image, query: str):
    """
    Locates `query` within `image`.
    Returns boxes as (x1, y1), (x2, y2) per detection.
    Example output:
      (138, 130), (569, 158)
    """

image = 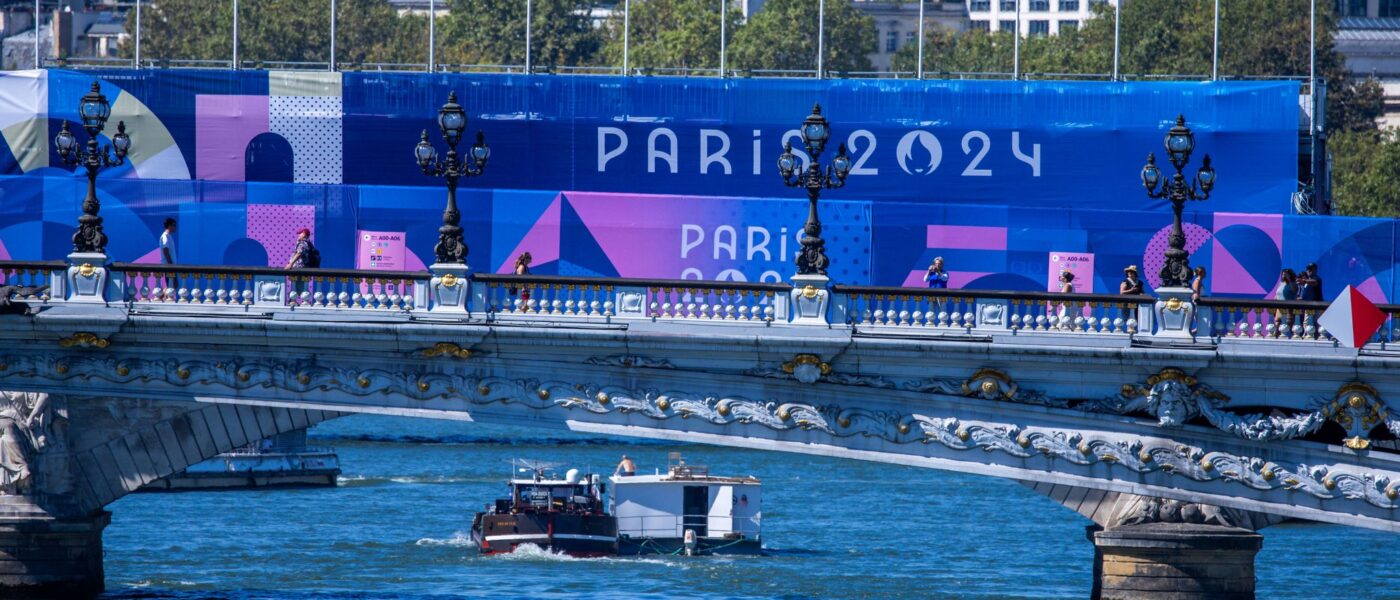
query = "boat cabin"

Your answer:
(497, 468), (606, 514)
(609, 454), (761, 554)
